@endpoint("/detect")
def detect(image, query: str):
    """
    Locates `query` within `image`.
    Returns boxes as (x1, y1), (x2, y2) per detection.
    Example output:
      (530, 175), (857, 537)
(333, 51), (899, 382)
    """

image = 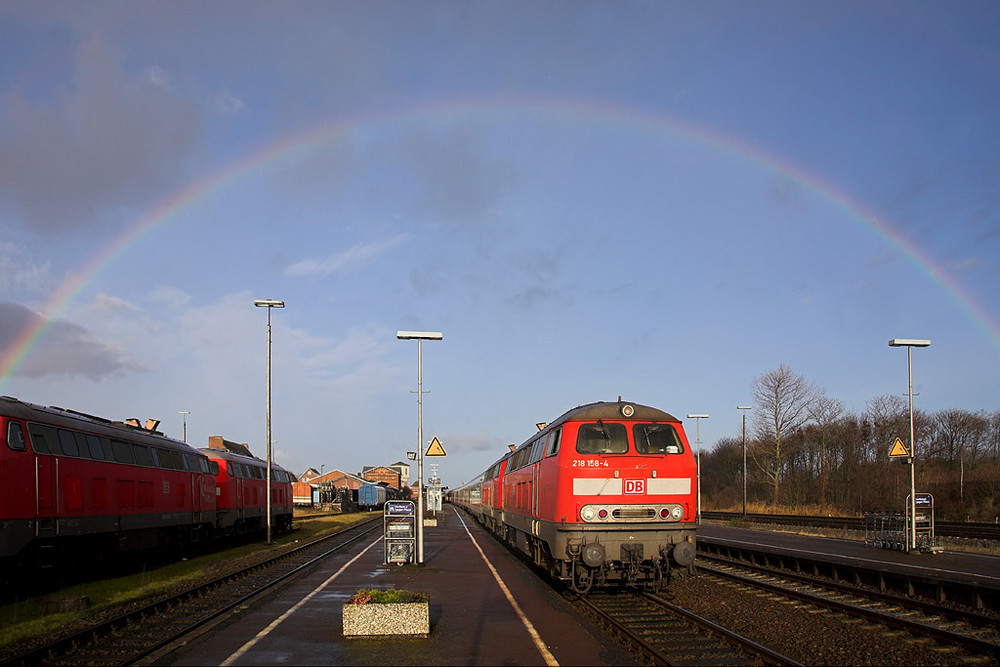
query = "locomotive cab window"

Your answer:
(545, 428), (561, 457)
(28, 424), (55, 454)
(6, 422), (26, 451)
(633, 423), (684, 454)
(576, 422), (628, 454)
